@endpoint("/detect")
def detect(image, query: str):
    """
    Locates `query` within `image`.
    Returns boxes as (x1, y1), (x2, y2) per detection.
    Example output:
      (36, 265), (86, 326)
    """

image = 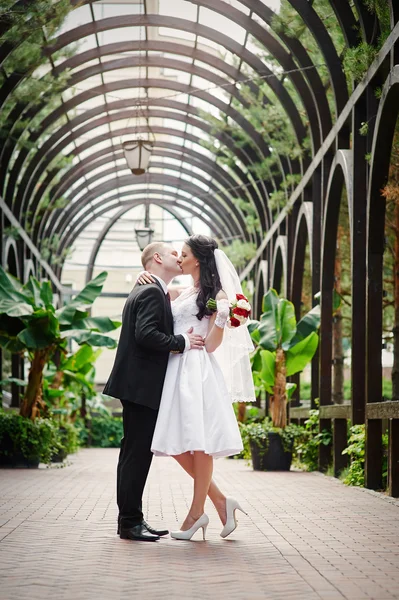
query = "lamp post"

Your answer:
(135, 204), (154, 251)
